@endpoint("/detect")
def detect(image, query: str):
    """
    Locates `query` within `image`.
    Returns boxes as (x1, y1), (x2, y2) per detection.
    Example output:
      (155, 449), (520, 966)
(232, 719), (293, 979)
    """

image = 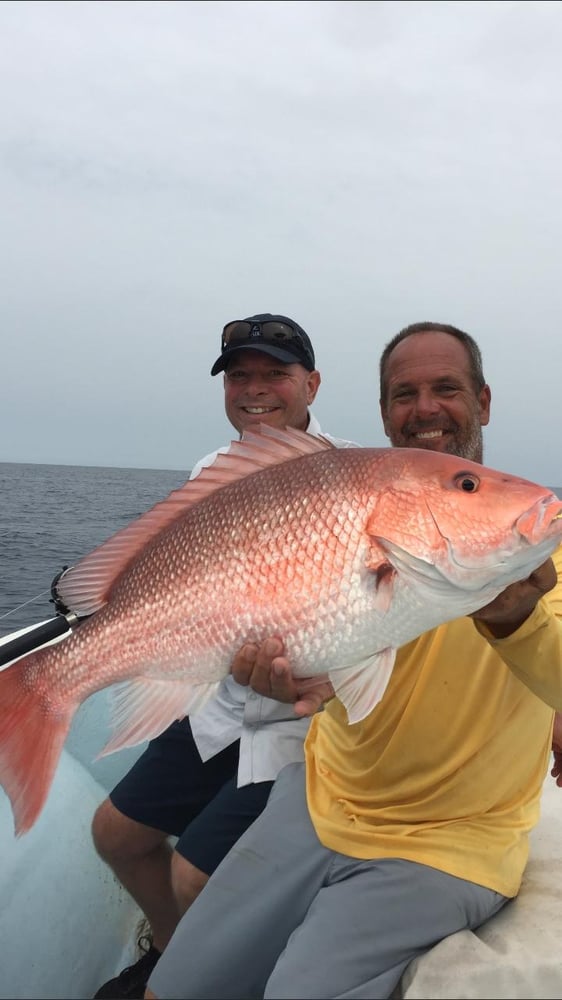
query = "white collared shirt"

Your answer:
(189, 413), (359, 785)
